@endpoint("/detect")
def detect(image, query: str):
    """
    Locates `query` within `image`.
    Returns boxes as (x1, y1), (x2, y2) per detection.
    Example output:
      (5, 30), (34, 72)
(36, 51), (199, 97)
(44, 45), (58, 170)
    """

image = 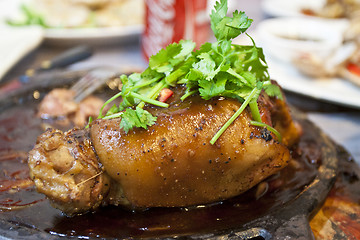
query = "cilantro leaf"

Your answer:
(165, 56), (196, 85)
(149, 40), (196, 73)
(135, 107), (157, 128)
(192, 52), (218, 81)
(172, 40), (196, 63)
(210, 0), (252, 41)
(224, 10), (253, 39)
(210, 0), (228, 40)
(120, 107), (157, 133)
(199, 77), (227, 100)
(264, 84), (283, 100)
(149, 42), (182, 73)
